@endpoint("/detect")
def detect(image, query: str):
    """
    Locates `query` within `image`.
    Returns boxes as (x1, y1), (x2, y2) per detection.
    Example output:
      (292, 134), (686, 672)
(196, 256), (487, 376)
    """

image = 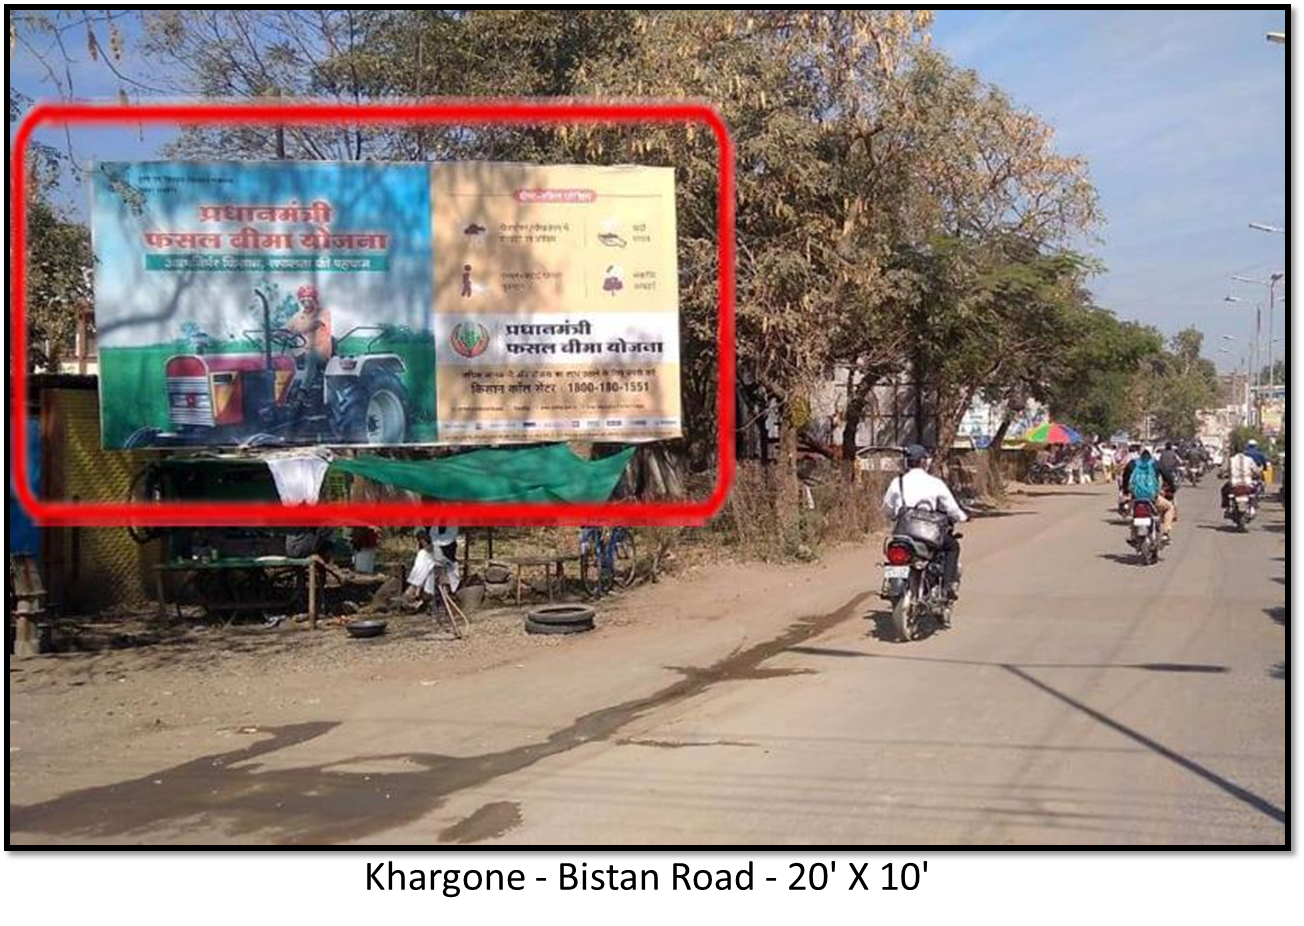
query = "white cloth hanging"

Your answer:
(266, 455), (331, 505)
